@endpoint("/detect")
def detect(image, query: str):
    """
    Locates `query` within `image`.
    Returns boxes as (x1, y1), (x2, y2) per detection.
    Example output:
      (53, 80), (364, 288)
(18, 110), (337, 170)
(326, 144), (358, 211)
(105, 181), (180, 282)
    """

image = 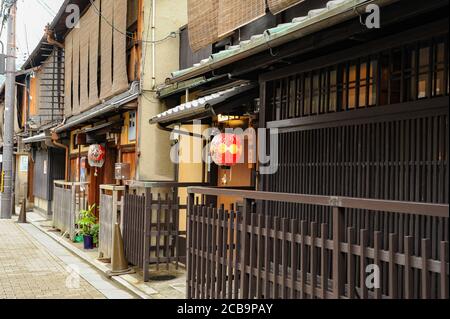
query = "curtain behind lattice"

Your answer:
(71, 27), (80, 115)
(188, 0), (219, 52)
(64, 31), (72, 117)
(88, 1), (100, 107)
(112, 0), (128, 94)
(79, 9), (90, 111)
(218, 0), (266, 37)
(100, 0), (114, 100)
(267, 0), (305, 15)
